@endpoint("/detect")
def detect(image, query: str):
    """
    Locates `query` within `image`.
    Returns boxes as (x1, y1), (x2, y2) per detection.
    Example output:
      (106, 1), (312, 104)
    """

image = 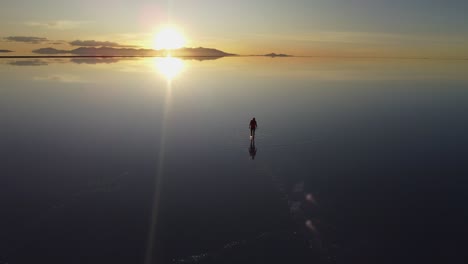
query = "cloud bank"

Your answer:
(69, 40), (120, 47)
(25, 20), (89, 30)
(69, 40), (137, 48)
(34, 74), (85, 83)
(4, 36), (48, 44)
